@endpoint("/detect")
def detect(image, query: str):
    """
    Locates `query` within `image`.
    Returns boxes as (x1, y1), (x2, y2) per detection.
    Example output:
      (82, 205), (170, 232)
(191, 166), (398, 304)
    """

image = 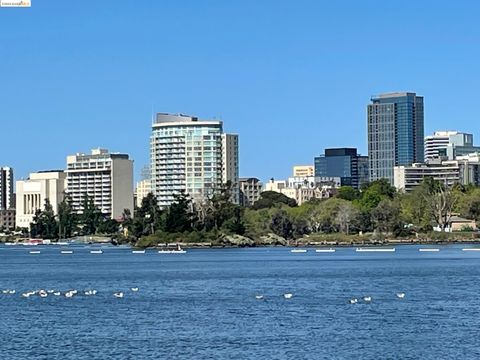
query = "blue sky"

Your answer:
(1, 0), (479, 182)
